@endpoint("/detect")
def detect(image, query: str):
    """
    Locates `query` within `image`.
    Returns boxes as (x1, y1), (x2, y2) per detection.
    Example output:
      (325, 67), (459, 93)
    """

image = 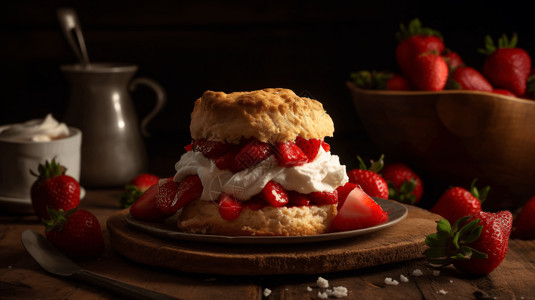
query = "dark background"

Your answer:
(2, 1), (534, 206)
